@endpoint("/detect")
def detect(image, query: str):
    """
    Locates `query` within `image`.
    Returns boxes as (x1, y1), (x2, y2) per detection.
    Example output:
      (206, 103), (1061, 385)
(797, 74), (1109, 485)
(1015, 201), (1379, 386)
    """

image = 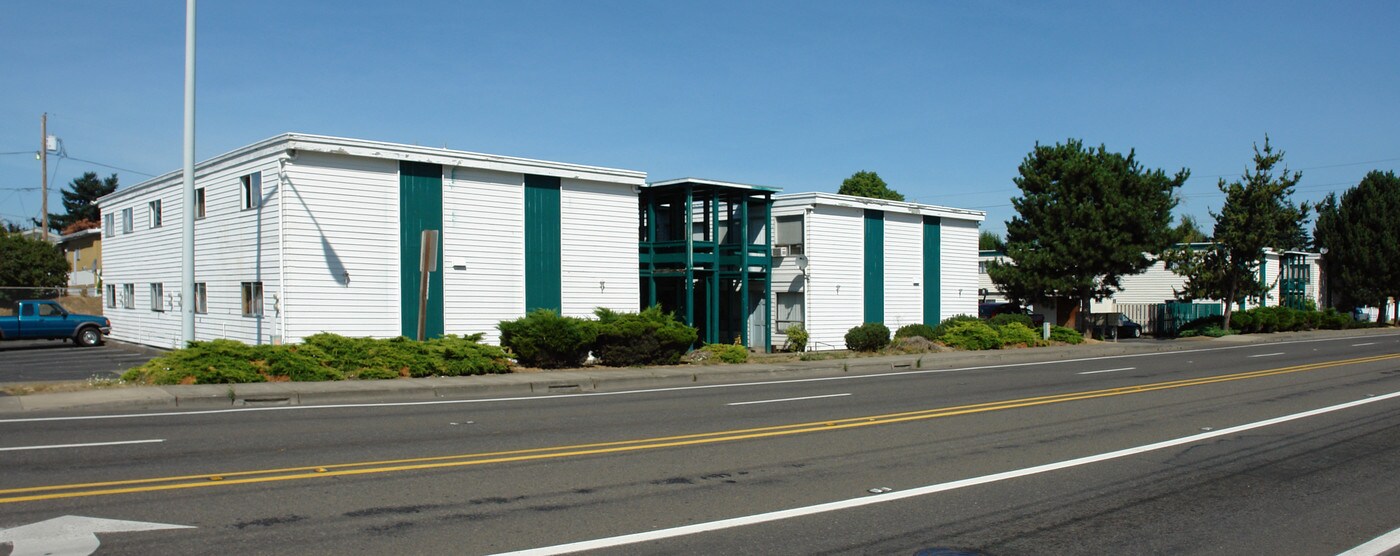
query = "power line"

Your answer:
(0, 150), (36, 156)
(58, 155), (155, 178)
